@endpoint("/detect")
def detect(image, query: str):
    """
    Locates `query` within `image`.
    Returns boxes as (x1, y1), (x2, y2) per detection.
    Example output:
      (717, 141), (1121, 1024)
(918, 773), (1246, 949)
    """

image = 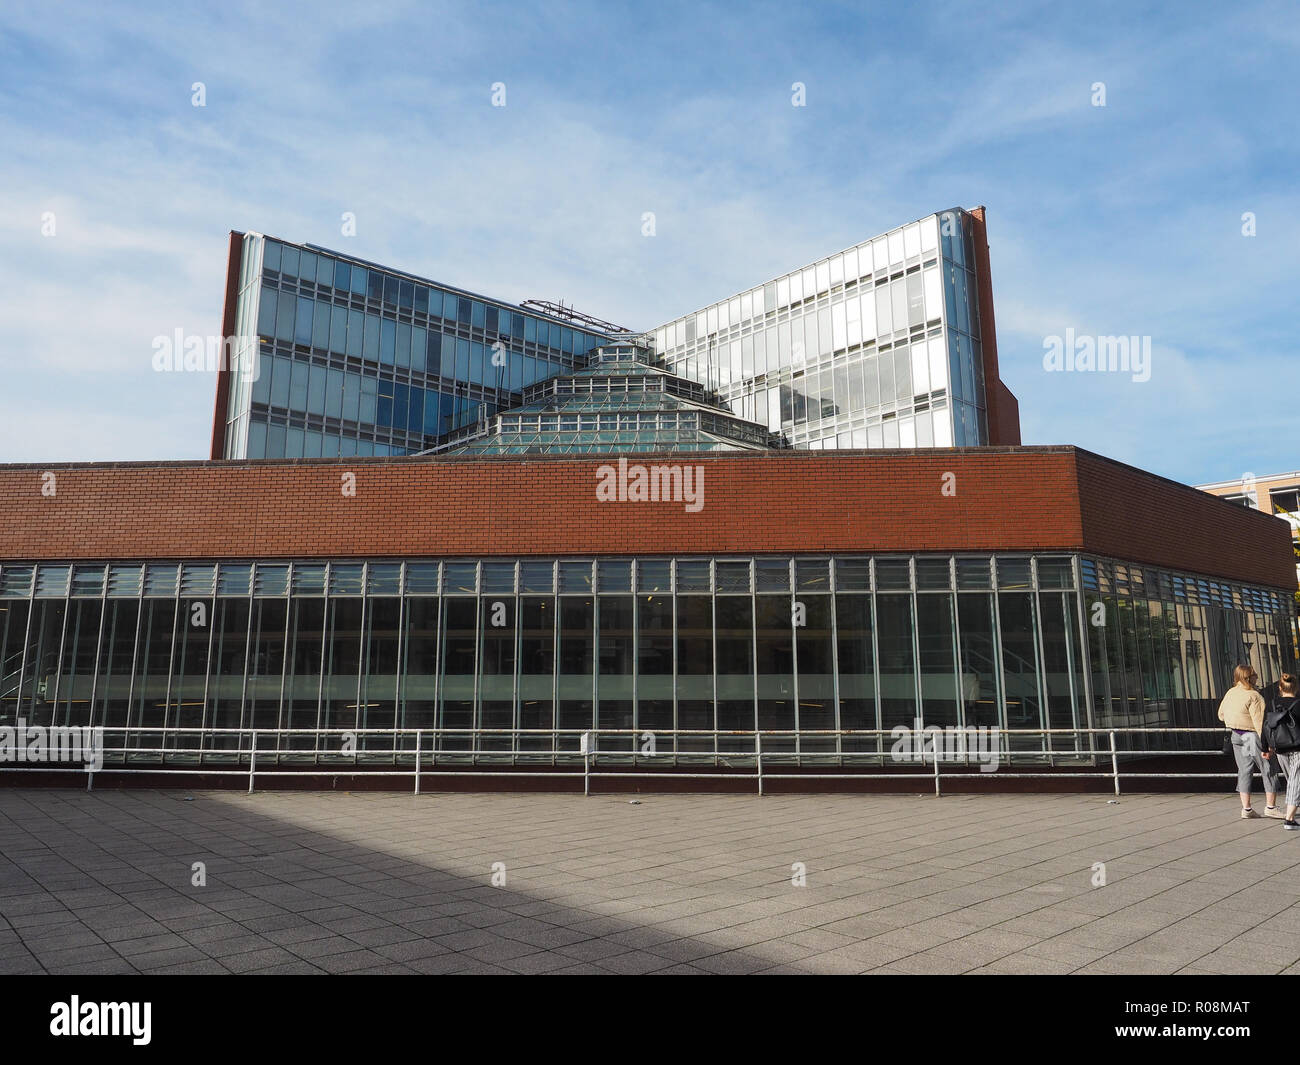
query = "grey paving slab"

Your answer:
(2, 789), (1299, 974)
